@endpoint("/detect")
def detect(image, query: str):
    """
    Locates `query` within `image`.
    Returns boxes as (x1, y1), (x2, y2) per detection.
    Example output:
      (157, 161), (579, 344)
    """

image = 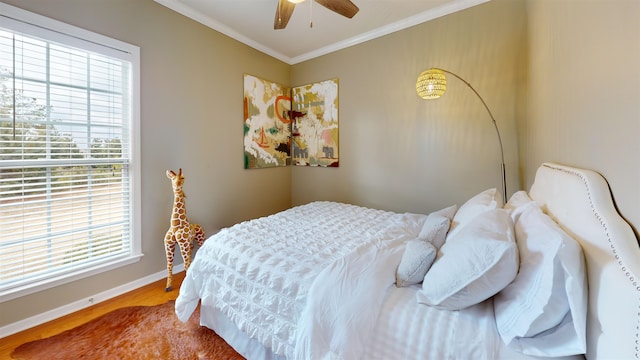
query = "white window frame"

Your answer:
(0, 3), (142, 302)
